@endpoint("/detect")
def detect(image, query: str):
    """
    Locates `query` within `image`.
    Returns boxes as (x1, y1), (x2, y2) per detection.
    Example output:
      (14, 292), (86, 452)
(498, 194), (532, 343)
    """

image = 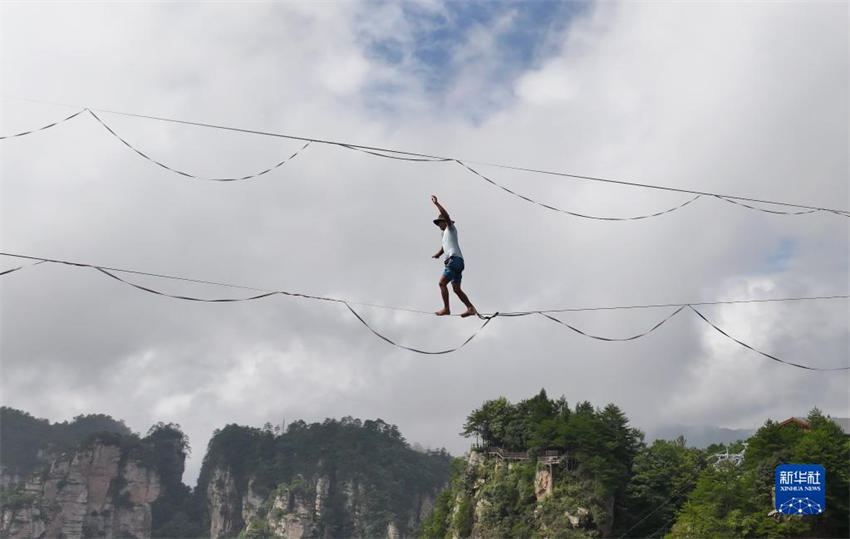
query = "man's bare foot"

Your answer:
(460, 307), (477, 318)
(435, 308), (450, 316)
